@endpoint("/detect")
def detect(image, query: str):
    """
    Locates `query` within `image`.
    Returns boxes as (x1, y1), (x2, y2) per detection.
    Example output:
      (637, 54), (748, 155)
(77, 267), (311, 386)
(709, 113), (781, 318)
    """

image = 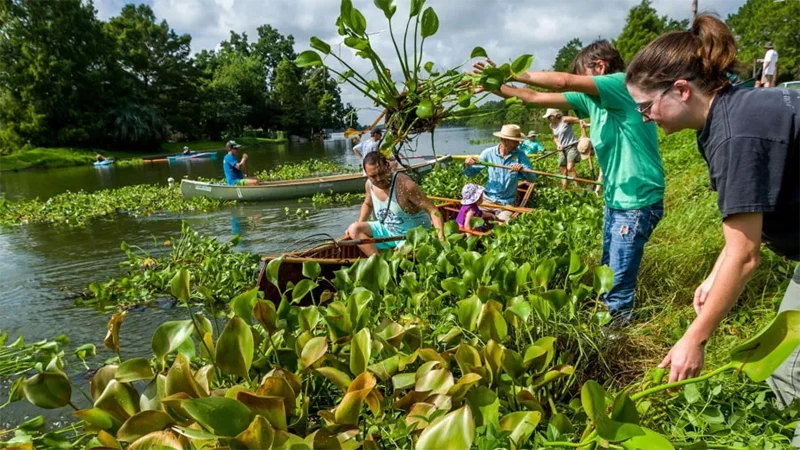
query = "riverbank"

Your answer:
(0, 136), (290, 172)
